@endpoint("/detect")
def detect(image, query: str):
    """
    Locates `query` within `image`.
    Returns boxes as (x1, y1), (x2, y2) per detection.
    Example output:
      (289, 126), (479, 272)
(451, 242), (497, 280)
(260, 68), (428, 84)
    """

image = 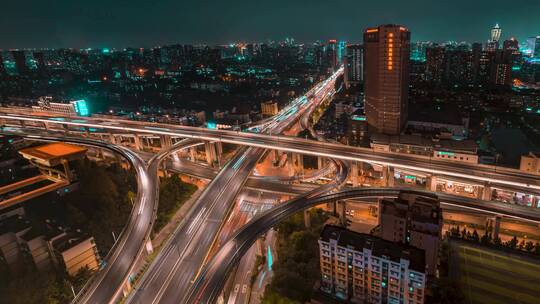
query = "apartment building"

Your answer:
(379, 191), (442, 276)
(319, 225), (426, 304)
(0, 214), (100, 276)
